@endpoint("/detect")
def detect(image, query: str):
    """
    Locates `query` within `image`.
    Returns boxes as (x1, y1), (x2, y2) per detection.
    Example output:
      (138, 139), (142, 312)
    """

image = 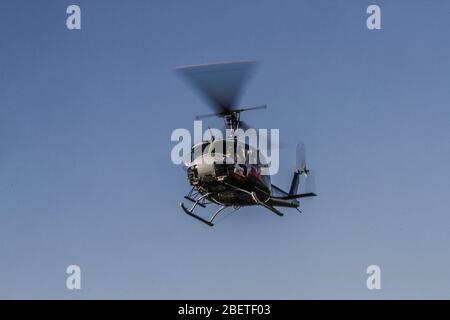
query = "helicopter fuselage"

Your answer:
(187, 151), (271, 206)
